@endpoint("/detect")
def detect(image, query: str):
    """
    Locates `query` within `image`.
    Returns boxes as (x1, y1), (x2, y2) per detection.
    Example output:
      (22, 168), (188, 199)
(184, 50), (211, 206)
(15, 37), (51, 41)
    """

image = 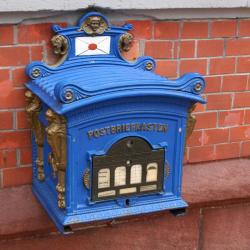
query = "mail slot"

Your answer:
(25, 11), (206, 233)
